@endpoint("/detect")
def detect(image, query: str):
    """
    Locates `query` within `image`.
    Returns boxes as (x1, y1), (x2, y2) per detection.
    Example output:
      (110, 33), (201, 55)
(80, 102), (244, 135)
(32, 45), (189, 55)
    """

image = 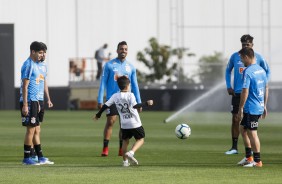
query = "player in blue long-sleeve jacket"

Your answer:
(97, 41), (141, 157)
